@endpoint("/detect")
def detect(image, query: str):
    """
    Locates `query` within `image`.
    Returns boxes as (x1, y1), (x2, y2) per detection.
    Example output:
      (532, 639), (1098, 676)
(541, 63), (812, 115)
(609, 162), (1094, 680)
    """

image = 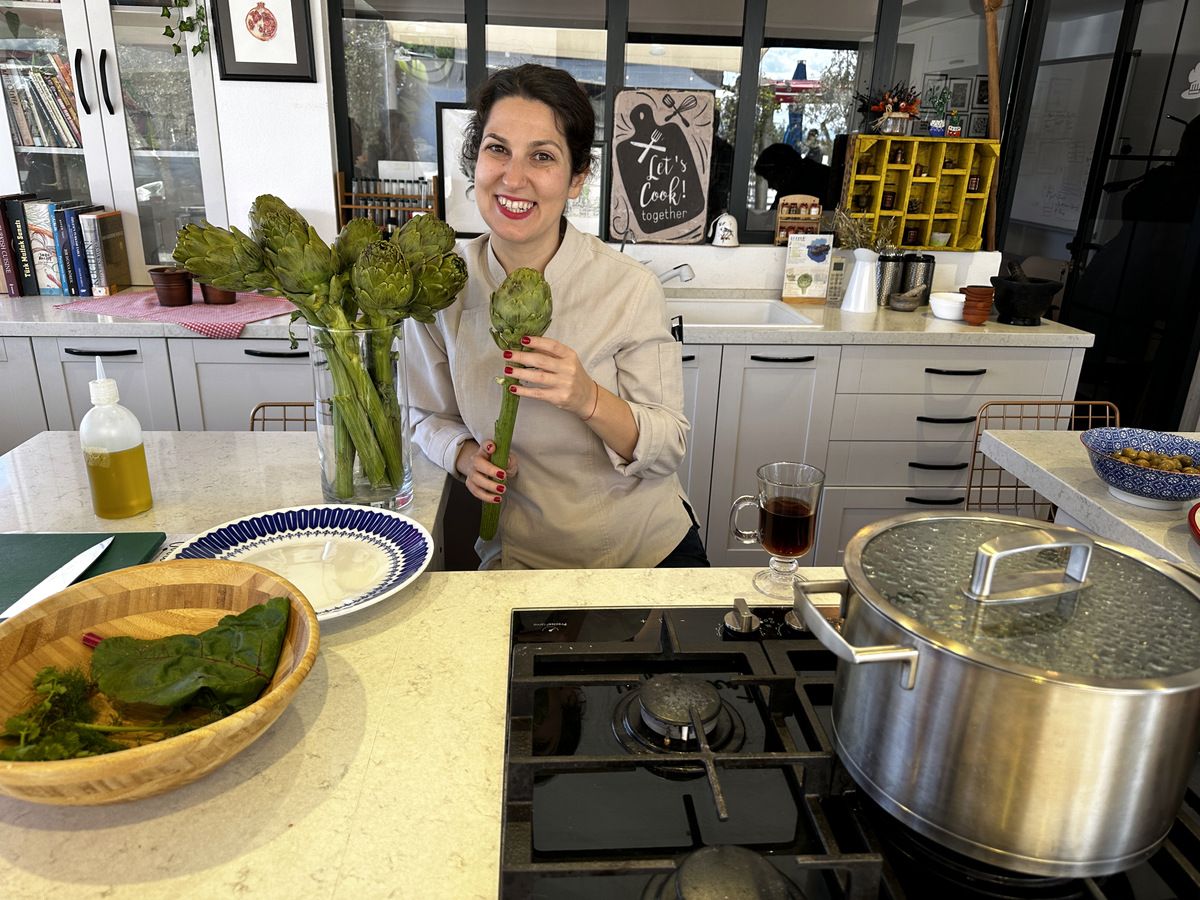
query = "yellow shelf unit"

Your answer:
(838, 134), (999, 252)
